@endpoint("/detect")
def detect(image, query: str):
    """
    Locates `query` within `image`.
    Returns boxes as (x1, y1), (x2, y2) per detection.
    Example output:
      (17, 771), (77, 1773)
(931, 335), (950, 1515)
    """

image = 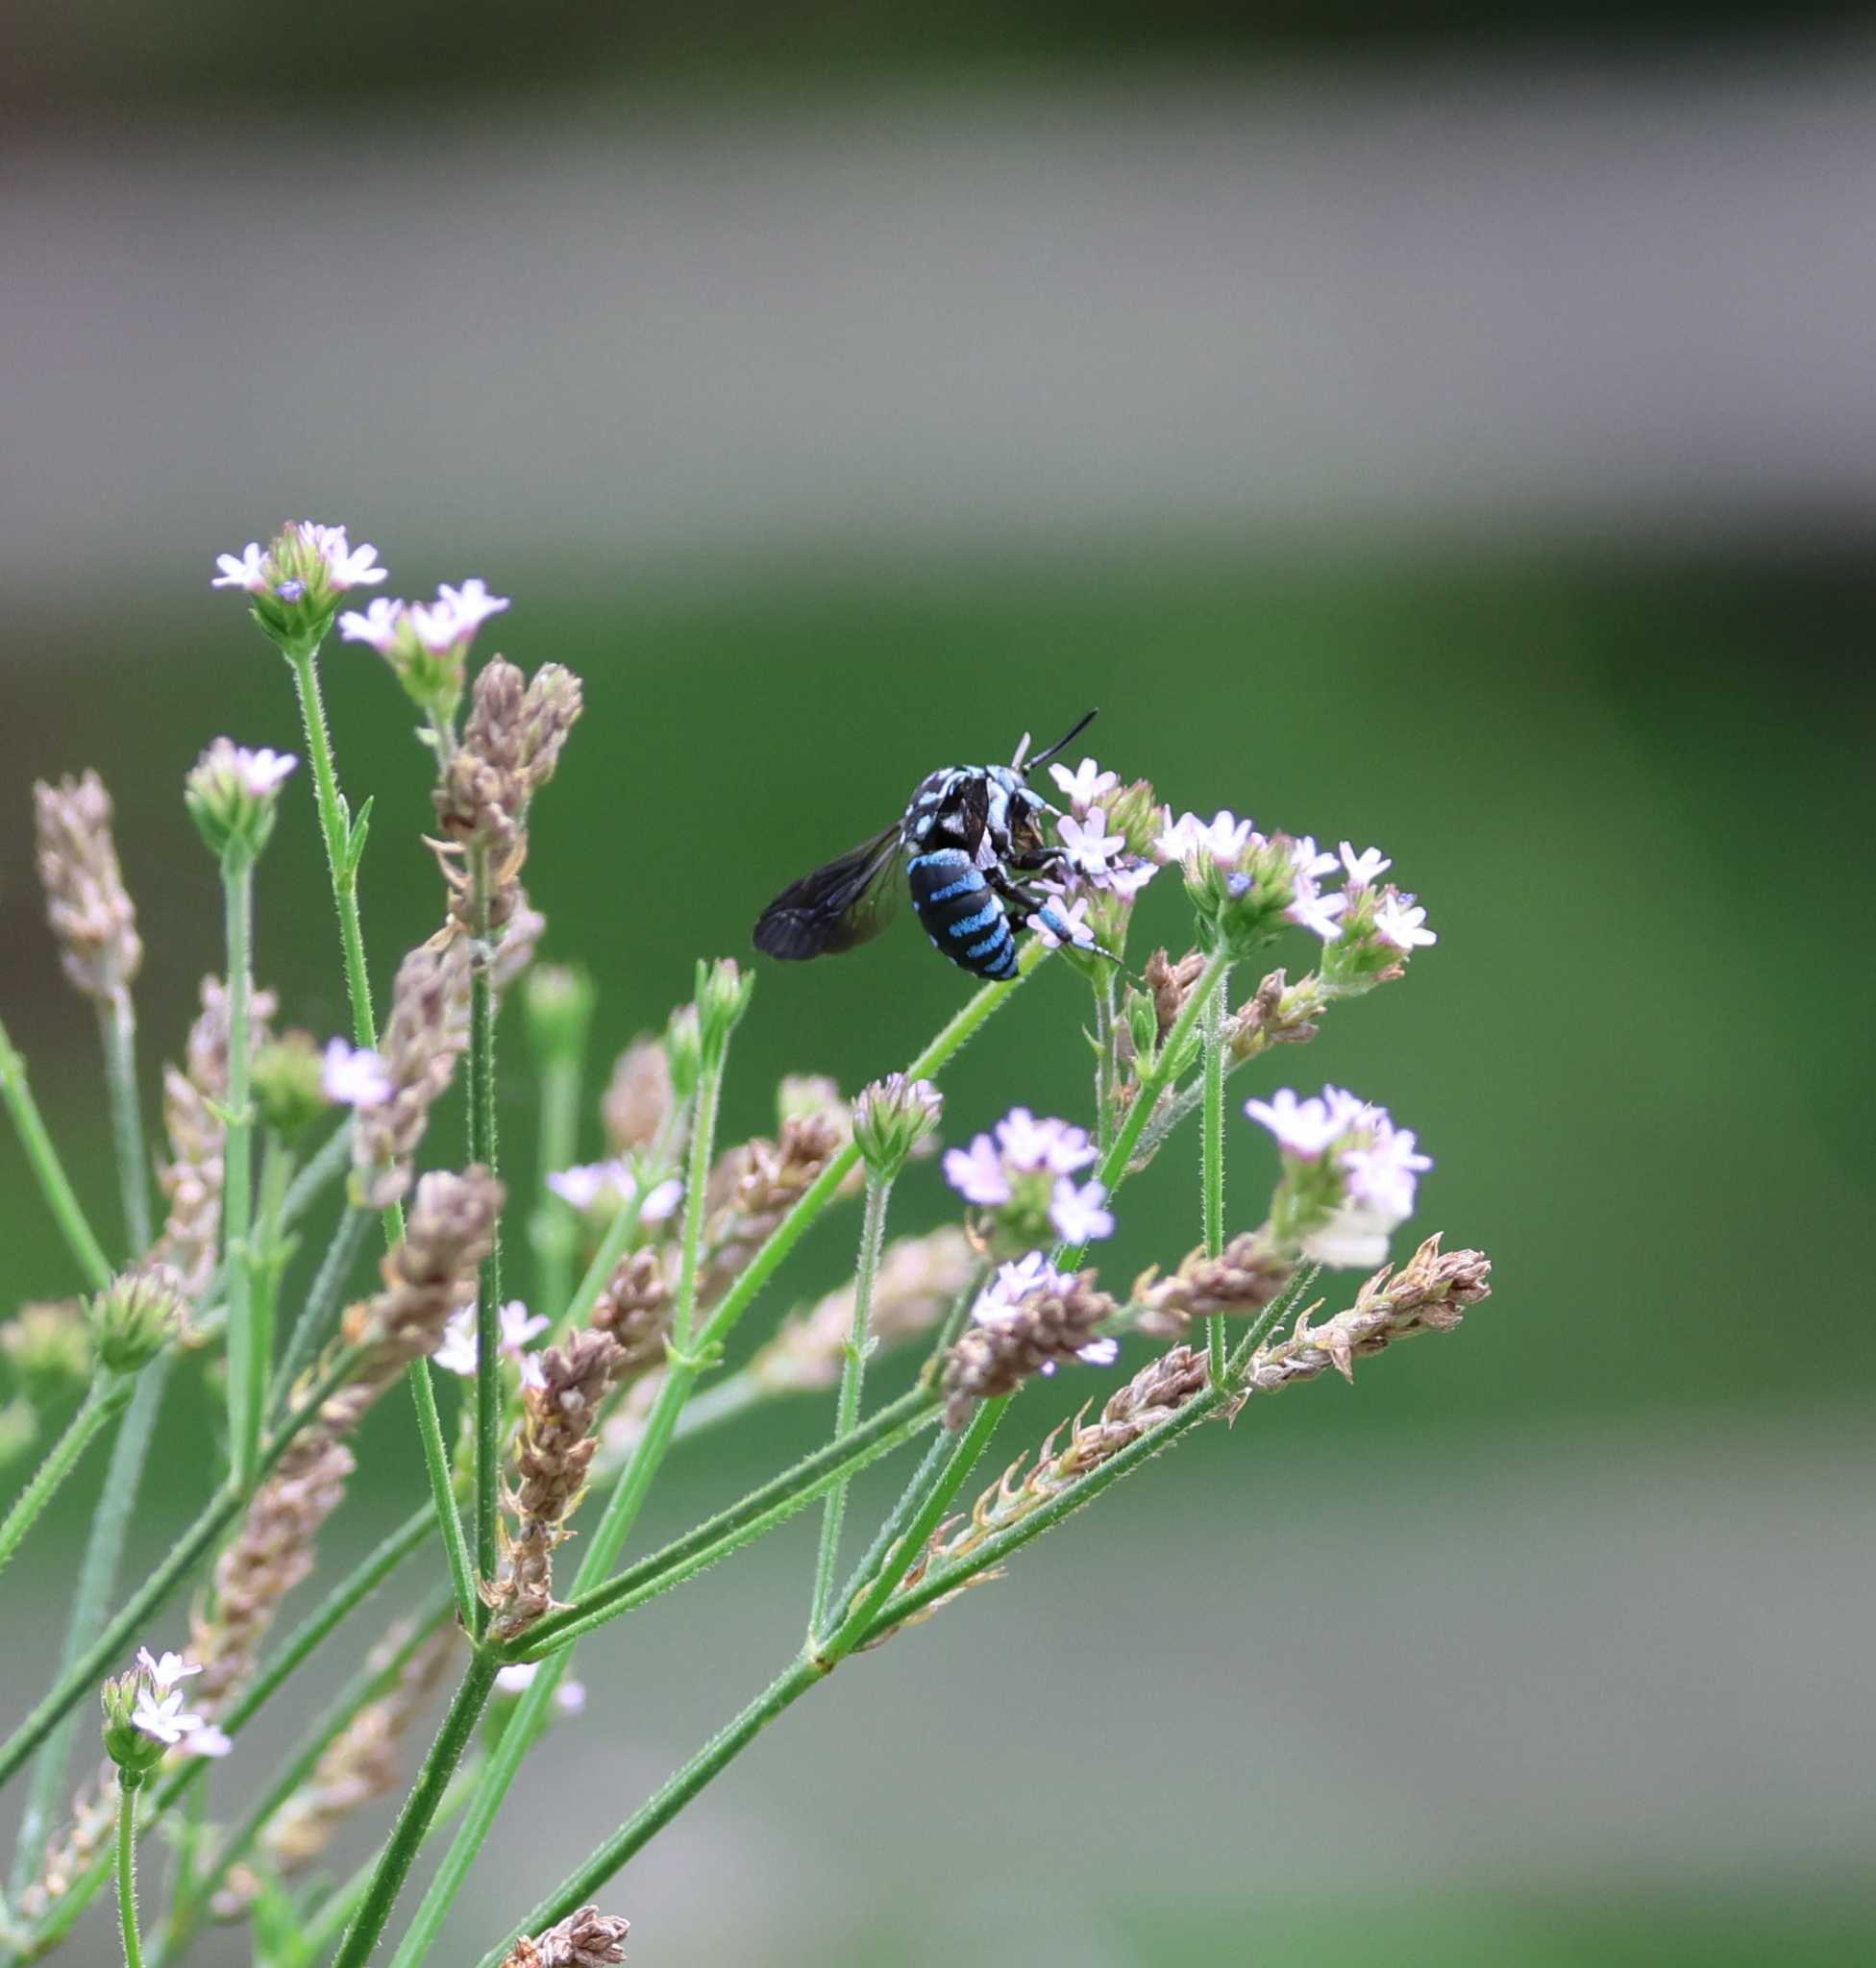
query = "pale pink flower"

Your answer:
(320, 1039), (393, 1108)
(1339, 843), (1391, 887)
(1049, 756), (1119, 813)
(1049, 1175), (1114, 1243)
(1374, 893), (1437, 950)
(210, 542), (269, 592)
